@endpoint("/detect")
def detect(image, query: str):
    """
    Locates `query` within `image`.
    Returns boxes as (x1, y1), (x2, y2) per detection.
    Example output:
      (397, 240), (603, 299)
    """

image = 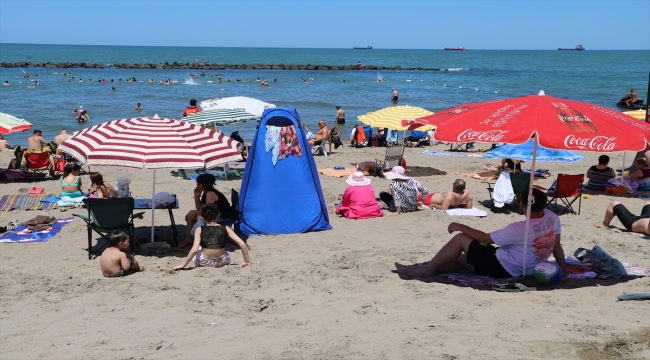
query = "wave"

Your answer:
(184, 78), (199, 85)
(444, 68), (471, 71)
